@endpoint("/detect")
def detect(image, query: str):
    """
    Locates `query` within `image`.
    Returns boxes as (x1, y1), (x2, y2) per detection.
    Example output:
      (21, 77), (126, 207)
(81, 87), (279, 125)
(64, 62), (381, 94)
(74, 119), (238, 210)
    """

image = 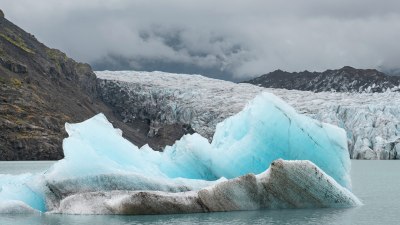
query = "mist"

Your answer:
(2, 0), (400, 80)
